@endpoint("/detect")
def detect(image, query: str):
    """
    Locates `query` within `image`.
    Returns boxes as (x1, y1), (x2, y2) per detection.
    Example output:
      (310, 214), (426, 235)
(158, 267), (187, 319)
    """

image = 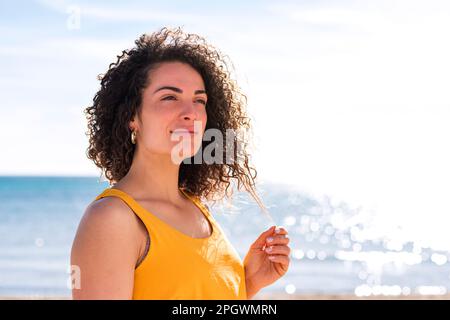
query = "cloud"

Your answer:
(36, 0), (208, 24)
